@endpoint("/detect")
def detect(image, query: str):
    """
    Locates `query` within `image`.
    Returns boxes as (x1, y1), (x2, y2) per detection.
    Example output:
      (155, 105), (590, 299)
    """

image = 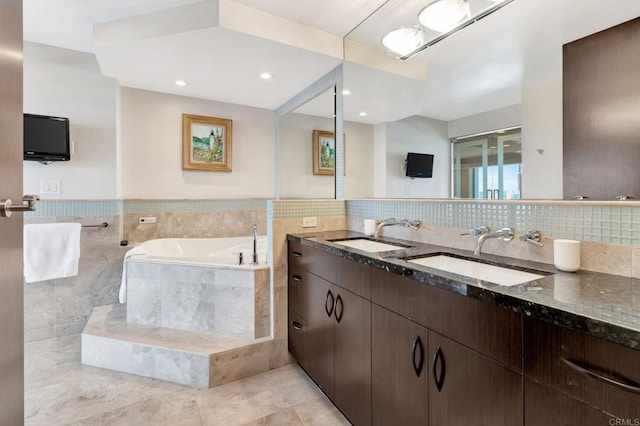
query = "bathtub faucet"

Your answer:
(251, 224), (259, 265)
